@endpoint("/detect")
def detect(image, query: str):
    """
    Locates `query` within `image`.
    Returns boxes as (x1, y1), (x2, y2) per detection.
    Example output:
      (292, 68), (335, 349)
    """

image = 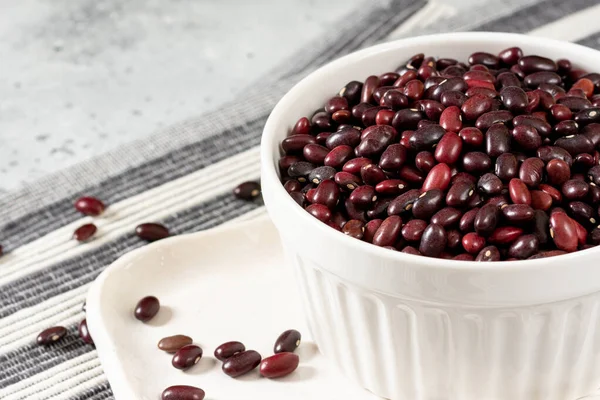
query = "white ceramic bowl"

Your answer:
(260, 32), (600, 400)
